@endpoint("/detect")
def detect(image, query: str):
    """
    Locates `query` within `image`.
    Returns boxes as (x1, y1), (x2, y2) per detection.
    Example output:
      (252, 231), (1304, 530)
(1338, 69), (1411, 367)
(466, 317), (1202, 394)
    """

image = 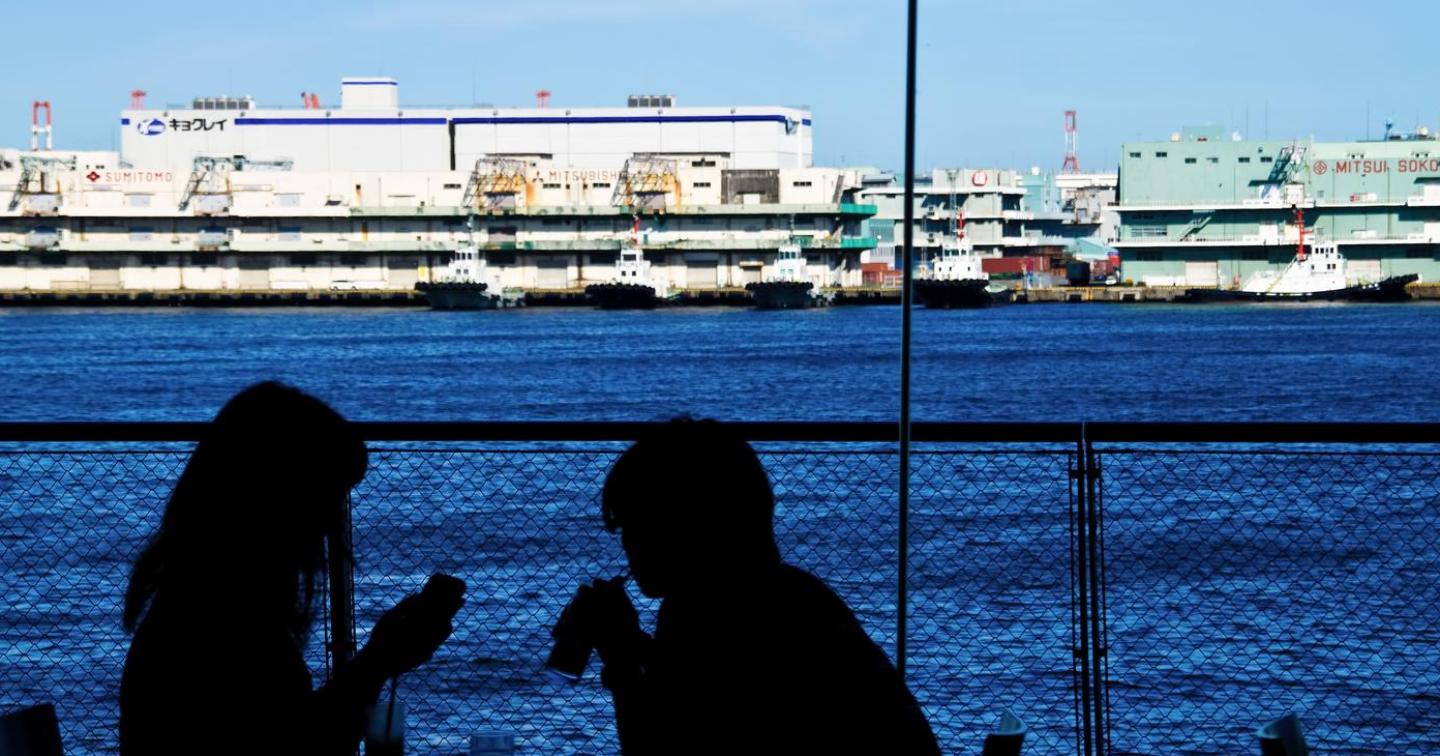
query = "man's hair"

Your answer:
(602, 418), (778, 555)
